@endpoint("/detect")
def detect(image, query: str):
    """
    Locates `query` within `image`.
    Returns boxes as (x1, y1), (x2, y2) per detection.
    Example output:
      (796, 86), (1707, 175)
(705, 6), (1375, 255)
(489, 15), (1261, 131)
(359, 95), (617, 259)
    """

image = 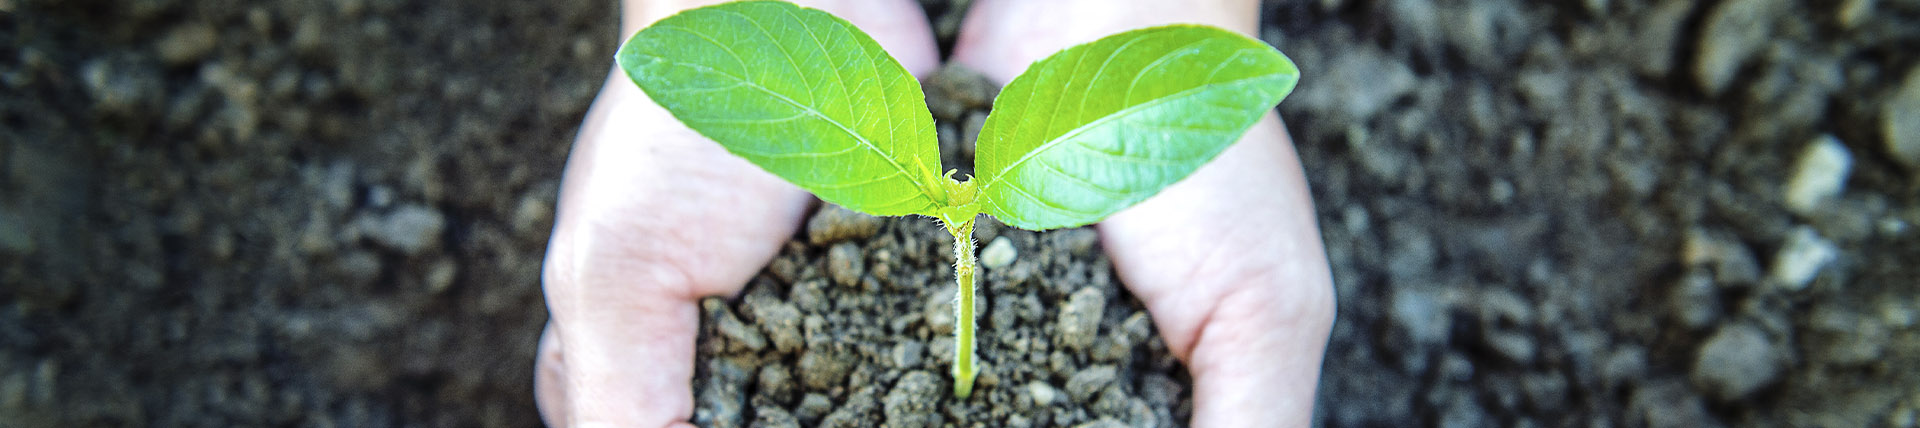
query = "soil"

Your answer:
(2, 0), (1918, 427)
